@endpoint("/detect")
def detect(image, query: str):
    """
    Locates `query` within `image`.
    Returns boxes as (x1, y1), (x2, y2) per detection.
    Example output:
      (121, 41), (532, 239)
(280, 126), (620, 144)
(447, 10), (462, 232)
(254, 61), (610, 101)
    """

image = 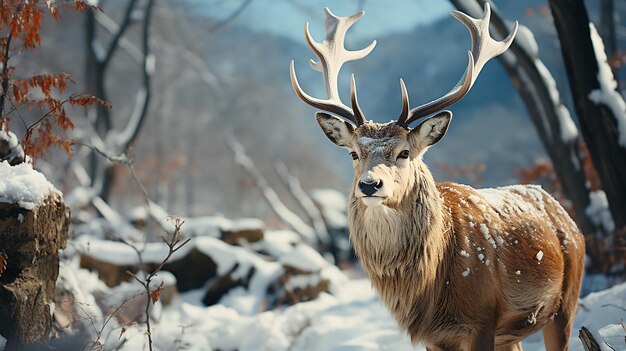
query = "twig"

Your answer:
(126, 218), (190, 351)
(25, 93), (80, 136)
